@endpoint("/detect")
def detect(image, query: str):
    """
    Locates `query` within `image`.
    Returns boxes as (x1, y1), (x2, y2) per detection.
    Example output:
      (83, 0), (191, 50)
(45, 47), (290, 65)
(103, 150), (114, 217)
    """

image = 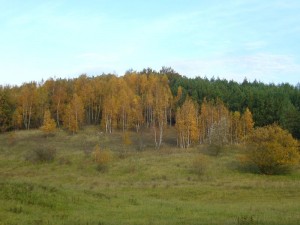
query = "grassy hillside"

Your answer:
(0, 127), (300, 225)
